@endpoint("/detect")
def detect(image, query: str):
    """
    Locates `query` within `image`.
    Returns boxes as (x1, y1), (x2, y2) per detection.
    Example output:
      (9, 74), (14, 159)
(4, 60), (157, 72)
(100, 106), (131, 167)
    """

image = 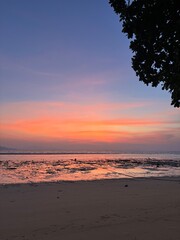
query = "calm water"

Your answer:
(0, 152), (180, 184)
